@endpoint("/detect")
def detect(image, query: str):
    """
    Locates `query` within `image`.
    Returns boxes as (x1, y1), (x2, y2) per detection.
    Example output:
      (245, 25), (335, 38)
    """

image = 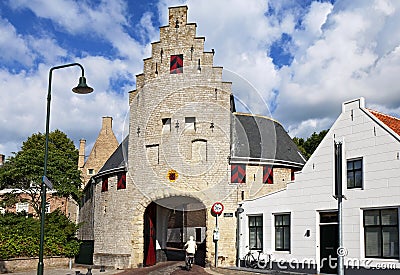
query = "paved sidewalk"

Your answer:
(8, 263), (310, 275)
(6, 266), (124, 275)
